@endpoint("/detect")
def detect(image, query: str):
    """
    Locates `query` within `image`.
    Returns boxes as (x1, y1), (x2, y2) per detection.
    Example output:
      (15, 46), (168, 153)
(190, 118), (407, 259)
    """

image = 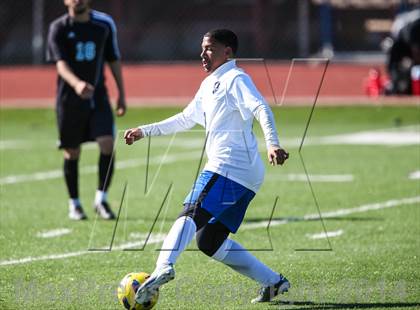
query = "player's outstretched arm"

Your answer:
(267, 146), (289, 166)
(124, 128), (144, 145)
(124, 108), (198, 146)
